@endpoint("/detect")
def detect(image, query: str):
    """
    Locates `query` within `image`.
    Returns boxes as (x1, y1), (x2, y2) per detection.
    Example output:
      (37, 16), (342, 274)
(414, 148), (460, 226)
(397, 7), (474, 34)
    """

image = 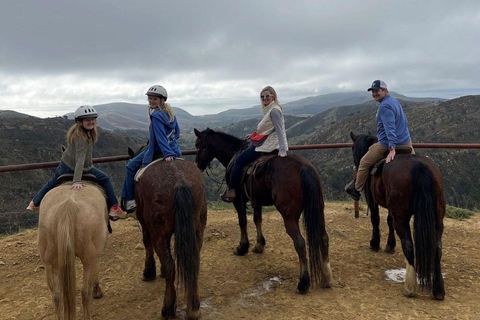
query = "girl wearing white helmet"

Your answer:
(120, 85), (182, 212)
(27, 105), (127, 220)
